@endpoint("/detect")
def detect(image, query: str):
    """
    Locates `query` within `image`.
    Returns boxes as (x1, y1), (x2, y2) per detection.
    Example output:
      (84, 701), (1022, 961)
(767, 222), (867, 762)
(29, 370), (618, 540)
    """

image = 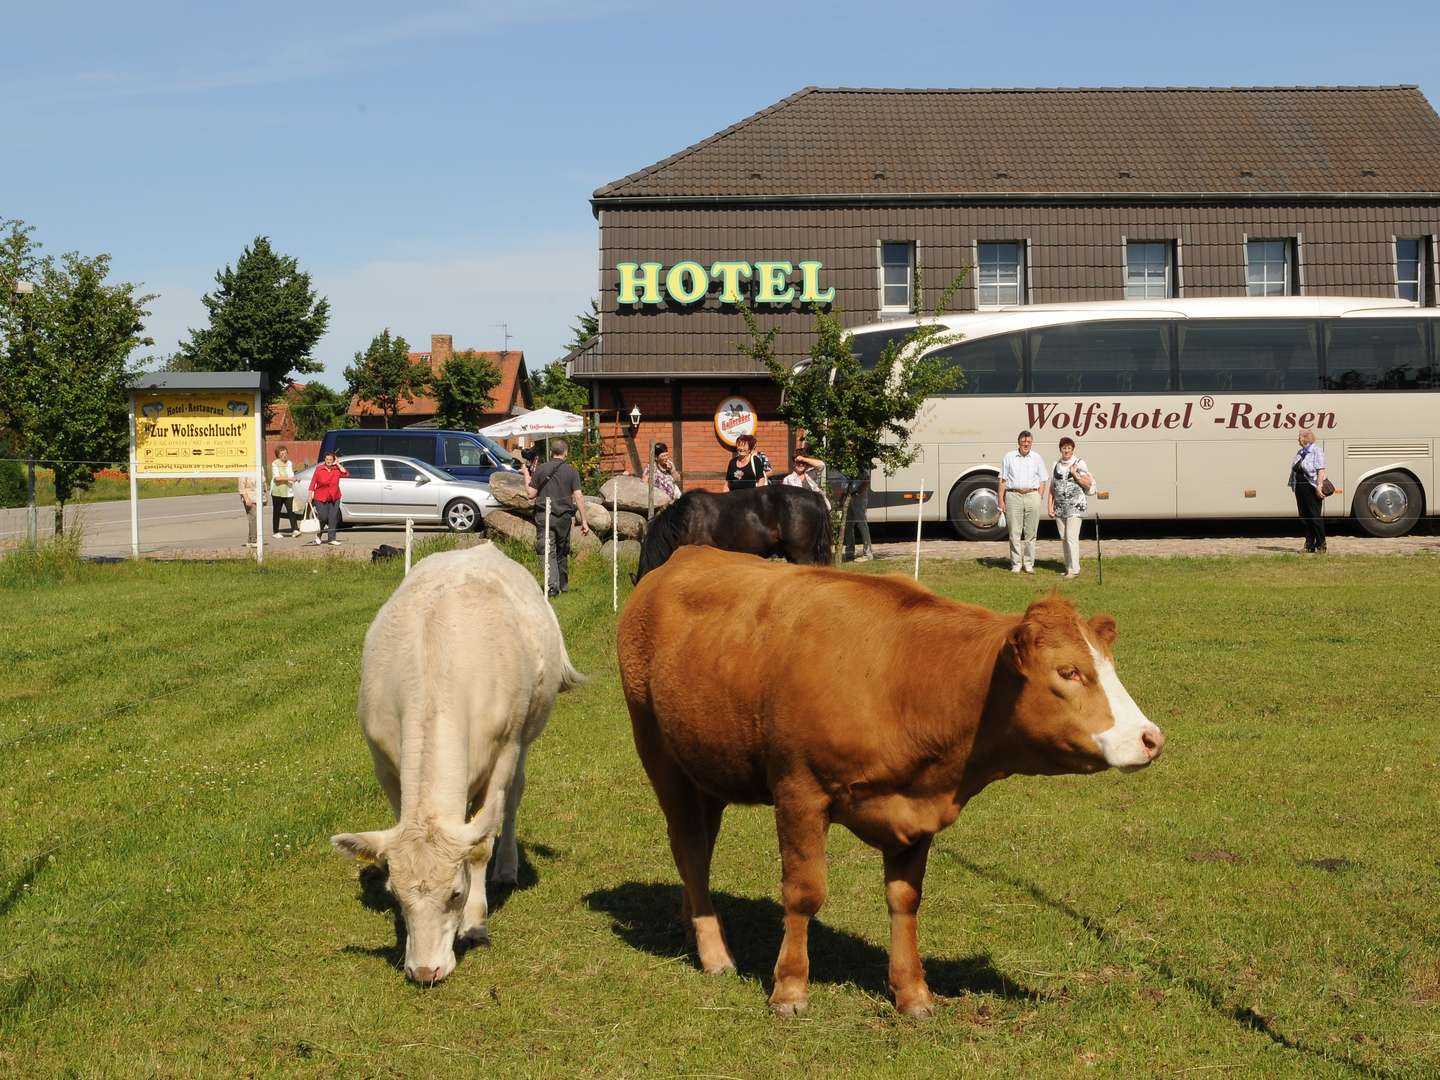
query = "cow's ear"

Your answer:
(1088, 614), (1118, 647)
(1004, 619), (1039, 673)
(331, 829), (394, 865)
